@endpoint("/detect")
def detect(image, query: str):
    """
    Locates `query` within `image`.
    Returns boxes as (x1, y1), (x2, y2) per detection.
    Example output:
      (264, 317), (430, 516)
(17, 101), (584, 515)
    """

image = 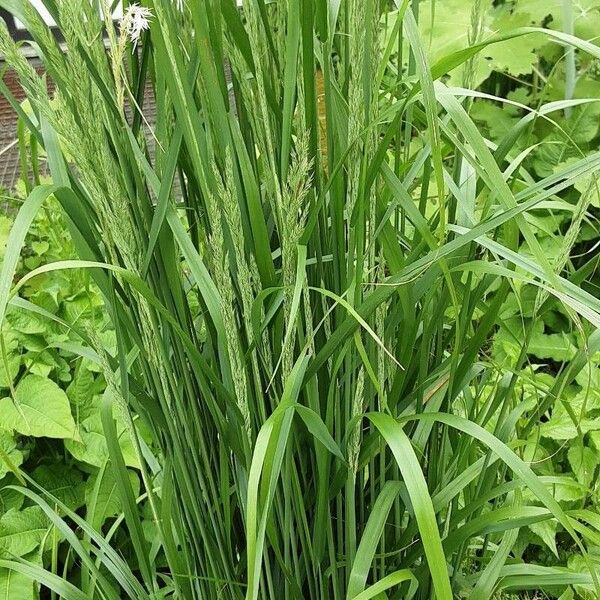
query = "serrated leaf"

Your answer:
(528, 331), (578, 362)
(65, 412), (139, 469)
(568, 445), (598, 488)
(485, 9), (543, 76)
(6, 309), (48, 336)
(0, 567), (35, 600)
(0, 354), (20, 391)
(31, 464), (86, 511)
(529, 519), (559, 557)
(0, 507), (49, 558)
(517, 0), (600, 38)
(471, 101), (520, 141)
(86, 465), (140, 530)
(0, 479), (24, 514)
(587, 431), (600, 454)
(0, 432), (23, 482)
(540, 412), (600, 441)
(0, 375), (77, 439)
(522, 477), (587, 503)
(0, 329), (20, 391)
(567, 103), (600, 144)
(66, 366), (103, 421)
(568, 552), (600, 600)
(30, 241), (49, 256)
